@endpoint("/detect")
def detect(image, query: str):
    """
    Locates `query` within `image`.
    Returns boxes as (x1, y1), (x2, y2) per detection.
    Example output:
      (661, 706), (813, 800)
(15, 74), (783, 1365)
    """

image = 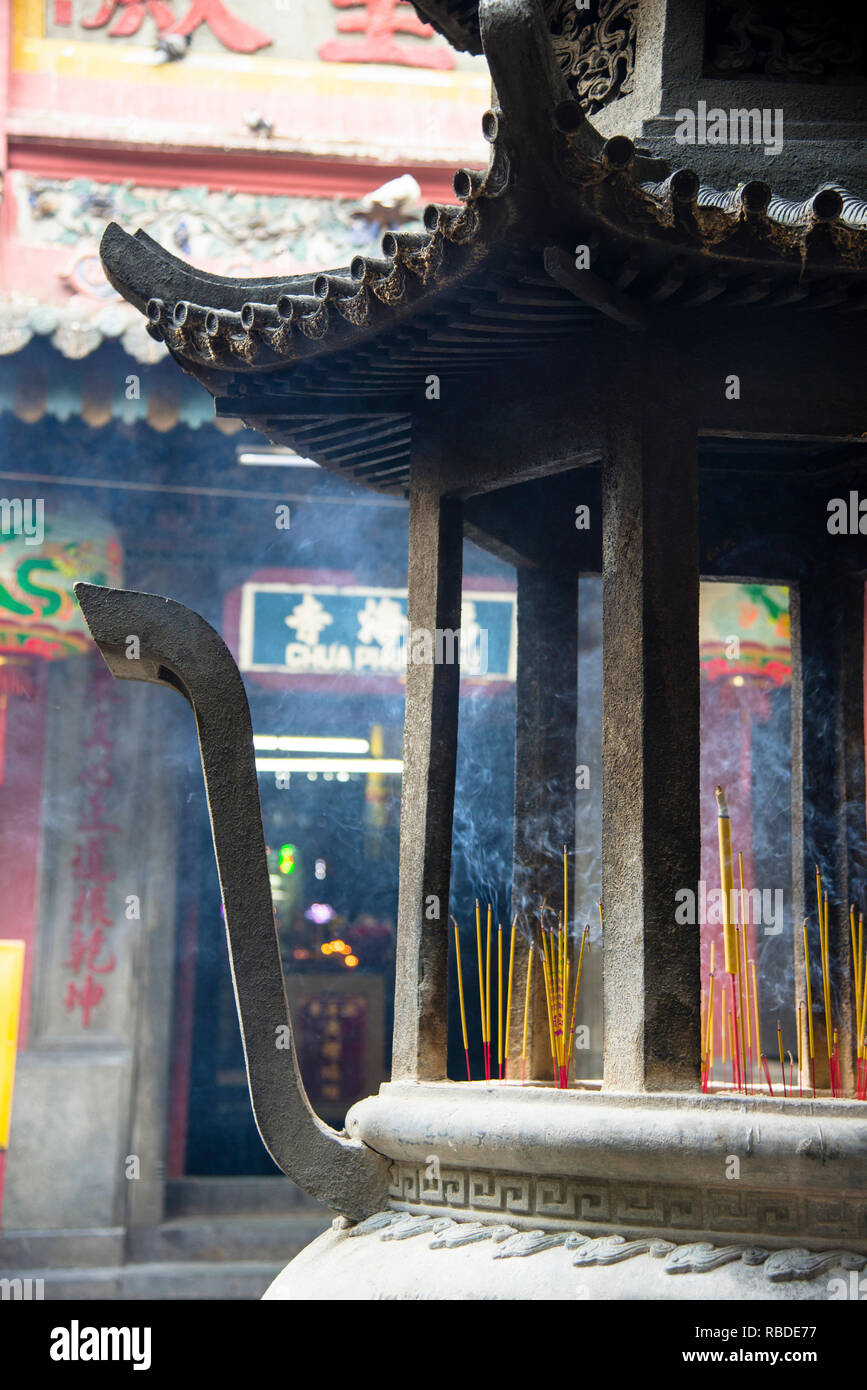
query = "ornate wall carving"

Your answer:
(545, 0), (638, 113)
(704, 2), (867, 81)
